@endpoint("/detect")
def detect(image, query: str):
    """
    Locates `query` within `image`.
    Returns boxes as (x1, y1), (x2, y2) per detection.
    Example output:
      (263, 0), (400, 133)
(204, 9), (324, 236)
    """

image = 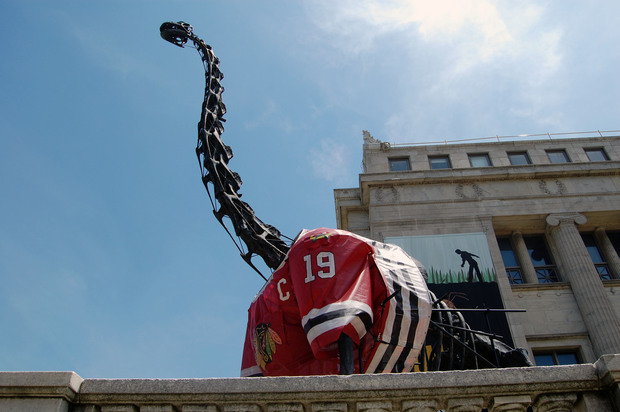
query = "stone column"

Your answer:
(511, 232), (538, 284)
(594, 227), (620, 279)
(546, 213), (620, 357)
